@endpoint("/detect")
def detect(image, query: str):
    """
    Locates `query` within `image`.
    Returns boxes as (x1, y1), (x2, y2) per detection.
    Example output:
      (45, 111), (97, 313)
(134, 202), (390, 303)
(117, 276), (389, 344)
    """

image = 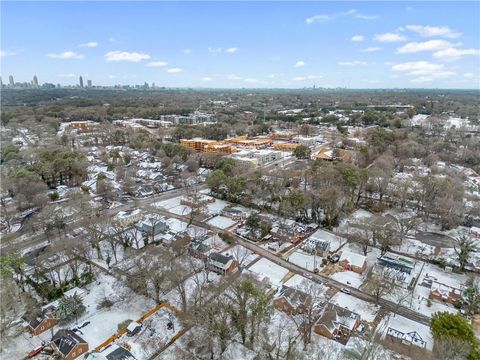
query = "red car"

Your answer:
(27, 347), (43, 358)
